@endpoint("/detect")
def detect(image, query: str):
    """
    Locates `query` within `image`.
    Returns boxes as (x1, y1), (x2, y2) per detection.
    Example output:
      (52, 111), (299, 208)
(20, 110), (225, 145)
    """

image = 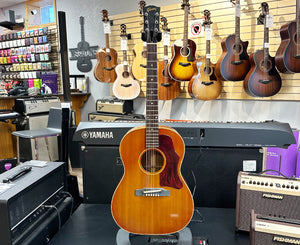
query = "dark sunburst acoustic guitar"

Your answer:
(275, 0), (300, 73)
(111, 5), (194, 235)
